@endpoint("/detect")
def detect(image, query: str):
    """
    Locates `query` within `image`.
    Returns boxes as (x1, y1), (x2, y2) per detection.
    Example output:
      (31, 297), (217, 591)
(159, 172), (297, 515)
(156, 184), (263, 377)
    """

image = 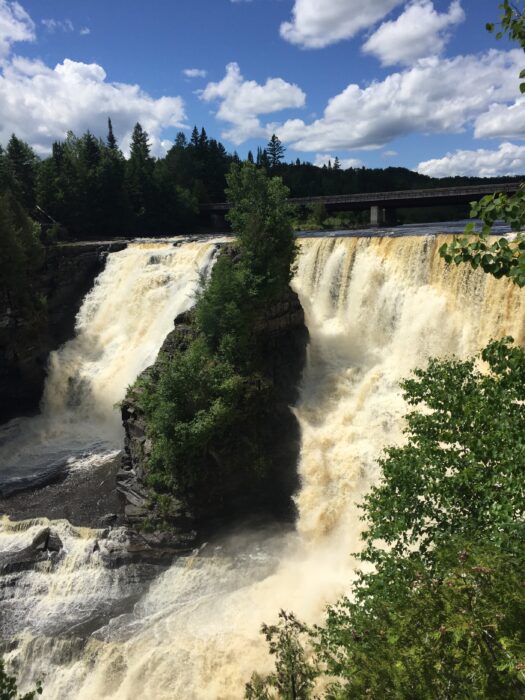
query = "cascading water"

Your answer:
(0, 240), (218, 496)
(1, 234), (524, 699)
